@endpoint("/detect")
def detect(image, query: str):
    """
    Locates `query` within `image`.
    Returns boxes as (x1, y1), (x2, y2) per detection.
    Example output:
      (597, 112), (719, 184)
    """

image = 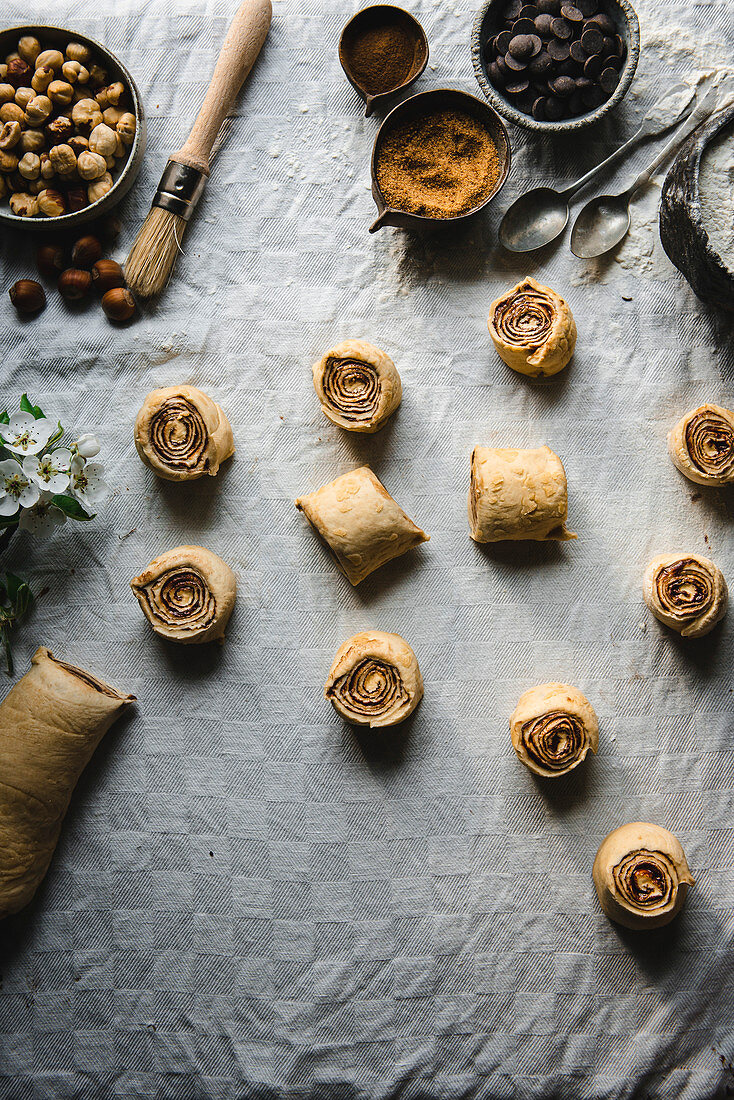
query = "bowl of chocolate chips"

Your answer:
(472, 0), (639, 131)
